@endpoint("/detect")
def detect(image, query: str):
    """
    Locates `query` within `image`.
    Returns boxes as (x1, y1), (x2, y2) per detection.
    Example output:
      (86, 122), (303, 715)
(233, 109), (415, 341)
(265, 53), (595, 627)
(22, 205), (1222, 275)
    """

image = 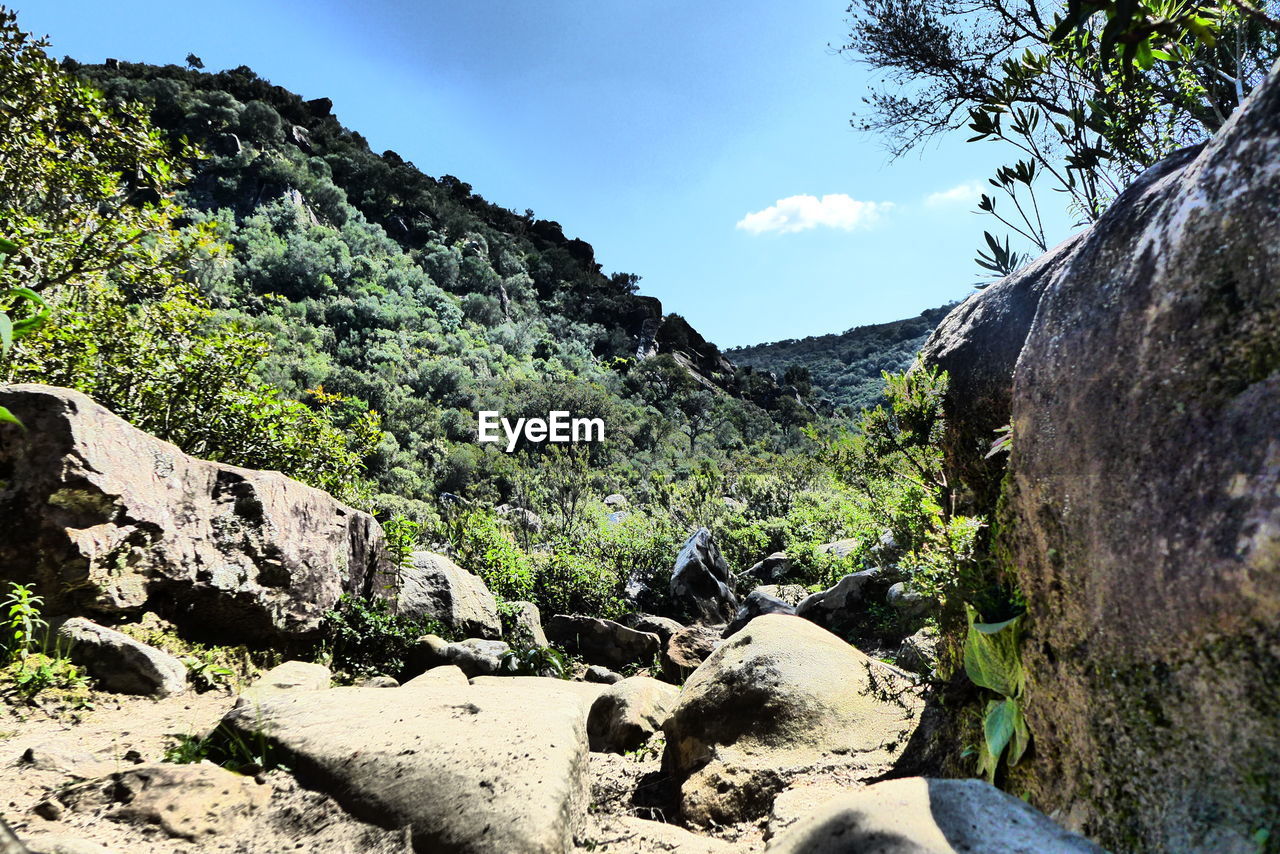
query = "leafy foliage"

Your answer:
(320, 594), (448, 680)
